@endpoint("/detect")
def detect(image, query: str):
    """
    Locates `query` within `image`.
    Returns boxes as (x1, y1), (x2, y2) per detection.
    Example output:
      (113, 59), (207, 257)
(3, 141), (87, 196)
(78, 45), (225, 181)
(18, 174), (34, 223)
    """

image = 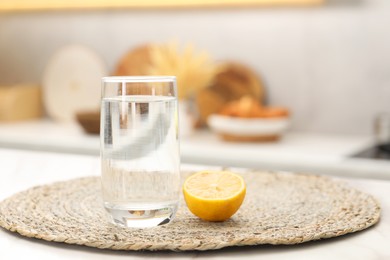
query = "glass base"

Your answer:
(104, 202), (178, 228)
